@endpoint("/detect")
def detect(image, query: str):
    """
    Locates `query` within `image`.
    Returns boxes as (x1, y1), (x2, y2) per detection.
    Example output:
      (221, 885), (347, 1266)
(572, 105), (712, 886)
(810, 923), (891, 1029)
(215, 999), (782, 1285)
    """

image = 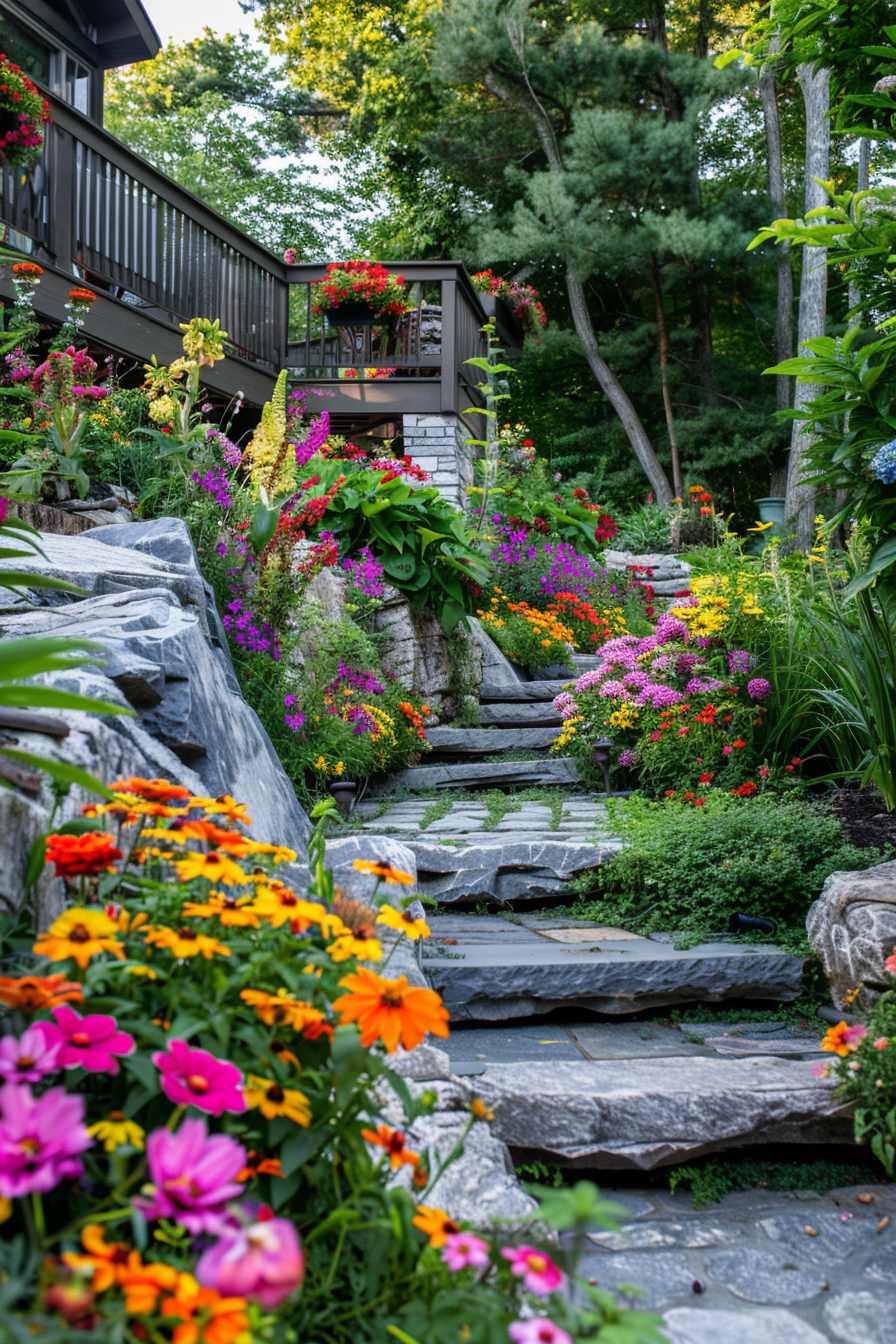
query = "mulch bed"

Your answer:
(823, 785), (896, 855)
